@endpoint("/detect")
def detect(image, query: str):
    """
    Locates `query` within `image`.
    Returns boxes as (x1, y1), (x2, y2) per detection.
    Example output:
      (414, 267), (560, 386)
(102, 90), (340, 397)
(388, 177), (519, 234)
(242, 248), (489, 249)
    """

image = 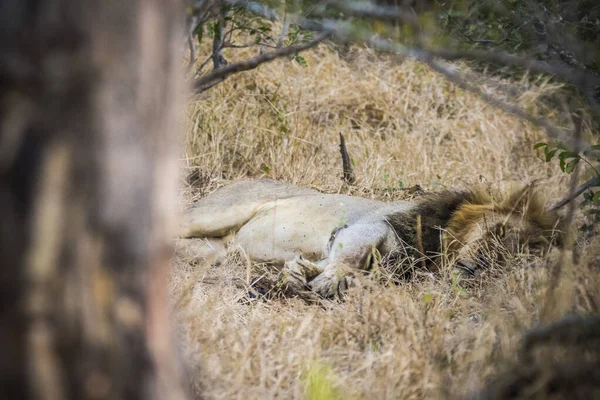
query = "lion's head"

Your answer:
(444, 186), (562, 276)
